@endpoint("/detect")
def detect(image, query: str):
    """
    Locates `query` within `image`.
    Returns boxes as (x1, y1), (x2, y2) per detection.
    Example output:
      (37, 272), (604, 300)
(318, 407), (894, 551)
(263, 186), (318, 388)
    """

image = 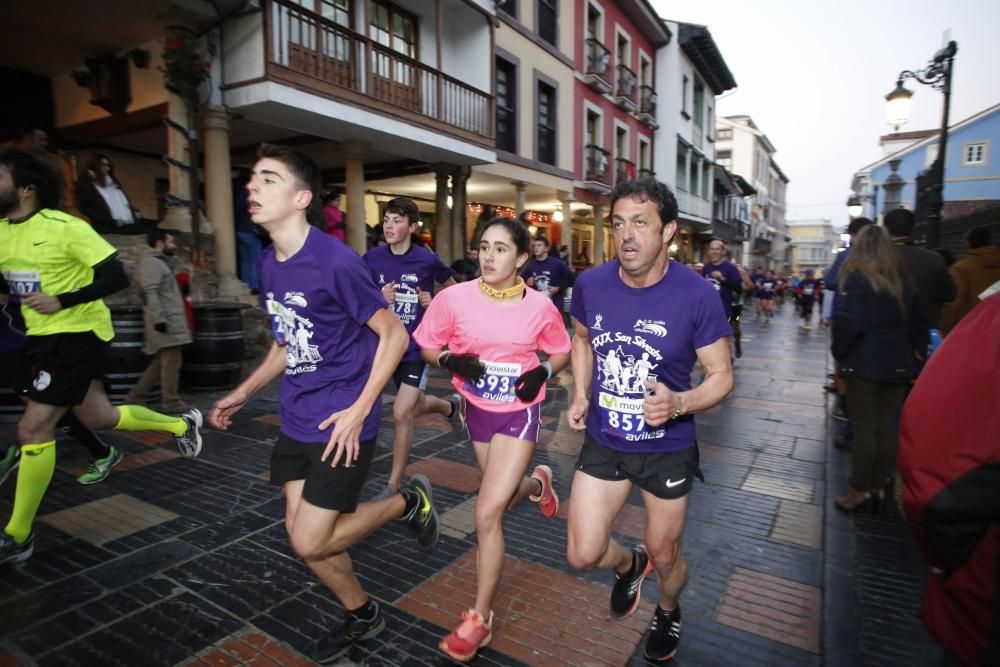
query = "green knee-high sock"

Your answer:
(116, 405), (187, 437)
(4, 441), (56, 544)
